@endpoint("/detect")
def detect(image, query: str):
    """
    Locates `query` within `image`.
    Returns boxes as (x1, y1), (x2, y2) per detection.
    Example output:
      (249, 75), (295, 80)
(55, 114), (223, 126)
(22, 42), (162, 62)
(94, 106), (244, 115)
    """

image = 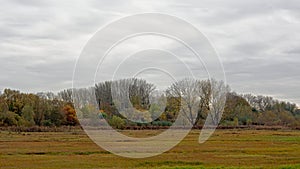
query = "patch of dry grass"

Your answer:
(0, 129), (299, 169)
